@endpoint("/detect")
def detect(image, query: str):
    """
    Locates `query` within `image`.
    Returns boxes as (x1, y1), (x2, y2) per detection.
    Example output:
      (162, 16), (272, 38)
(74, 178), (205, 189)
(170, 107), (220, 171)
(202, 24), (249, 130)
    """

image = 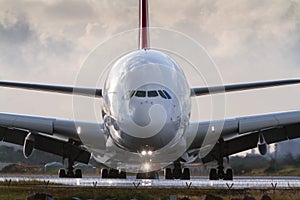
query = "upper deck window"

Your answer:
(135, 90), (146, 97)
(148, 90), (158, 97)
